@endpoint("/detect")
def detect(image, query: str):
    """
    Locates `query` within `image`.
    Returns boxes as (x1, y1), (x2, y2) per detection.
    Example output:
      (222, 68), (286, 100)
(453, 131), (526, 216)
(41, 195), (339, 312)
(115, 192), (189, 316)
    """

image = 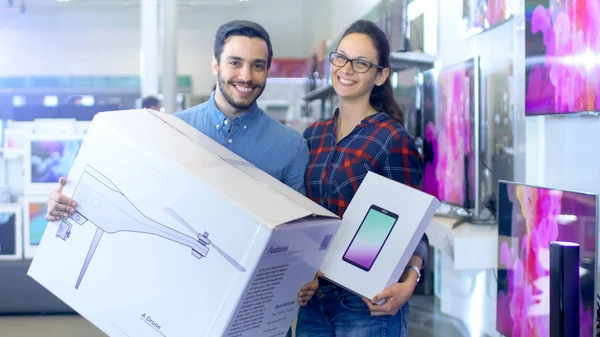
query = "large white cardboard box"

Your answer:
(320, 171), (439, 300)
(27, 109), (341, 337)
